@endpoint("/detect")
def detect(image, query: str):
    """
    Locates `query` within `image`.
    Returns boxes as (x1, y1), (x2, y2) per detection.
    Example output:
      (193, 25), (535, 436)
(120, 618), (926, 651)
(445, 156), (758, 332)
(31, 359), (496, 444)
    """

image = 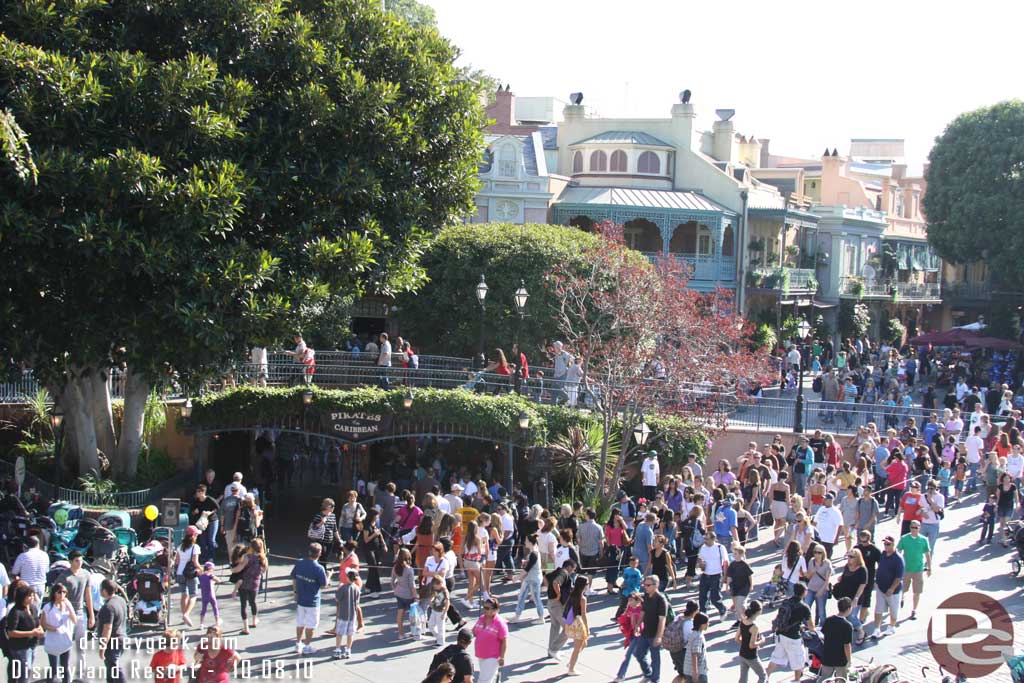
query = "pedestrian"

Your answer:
(564, 576), (591, 676)
(919, 479), (945, 554)
(54, 549), (94, 677)
(198, 562), (221, 629)
(308, 498), (340, 569)
(473, 597), (508, 683)
(633, 513), (655, 574)
(980, 493), (997, 543)
(425, 575), (450, 647)
(613, 575), (668, 683)
(429, 628), (474, 683)
(577, 509), (605, 581)
(804, 543), (833, 625)
(894, 478), (922, 537)
(193, 625), (240, 683)
(780, 540), (806, 598)
(839, 485), (859, 552)
(770, 472), (792, 546)
(290, 543), (329, 655)
(618, 592), (645, 648)
(175, 527), (202, 628)
(724, 544), (753, 630)
(338, 491), (366, 544)
(818, 597), (855, 681)
(377, 332), (392, 388)
(765, 583), (813, 682)
(682, 612), (710, 683)
(40, 582), (76, 683)
(545, 559), (576, 660)
(712, 493), (739, 556)
(5, 583), (42, 683)
(854, 487), (879, 541)
(11, 535), (48, 601)
(812, 492), (843, 558)
(513, 533), (544, 623)
(870, 535), (904, 639)
(885, 453), (909, 517)
(147, 629), (186, 683)
(996, 472), (1021, 544)
(695, 533), (727, 618)
(190, 485), (220, 561)
(642, 450), (661, 501)
(220, 483), (242, 551)
(391, 548), (418, 640)
(332, 568), (361, 659)
(97, 579), (128, 683)
(736, 600), (767, 683)
(646, 535), (677, 591)
(421, 662), (455, 683)
(358, 509), (385, 595)
(831, 548), (868, 644)
(896, 521), (931, 620)
(237, 538), (267, 635)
